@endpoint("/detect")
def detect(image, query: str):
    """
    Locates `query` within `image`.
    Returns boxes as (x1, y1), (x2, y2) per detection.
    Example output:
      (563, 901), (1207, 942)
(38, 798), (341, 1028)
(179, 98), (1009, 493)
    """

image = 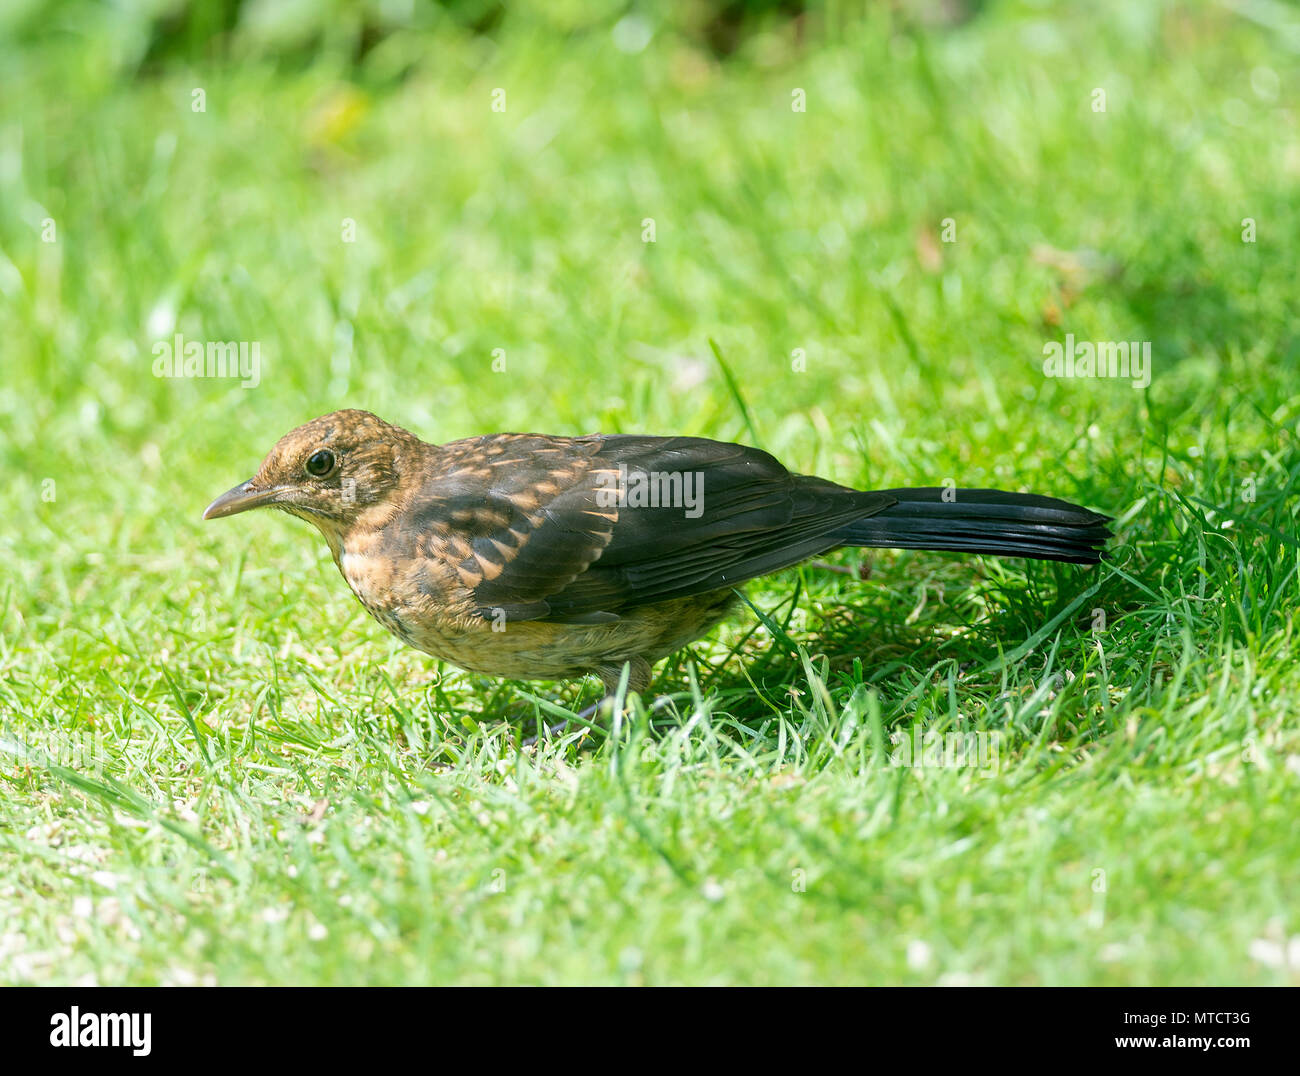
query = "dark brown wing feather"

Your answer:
(401, 434), (619, 621)
(412, 433), (894, 622)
